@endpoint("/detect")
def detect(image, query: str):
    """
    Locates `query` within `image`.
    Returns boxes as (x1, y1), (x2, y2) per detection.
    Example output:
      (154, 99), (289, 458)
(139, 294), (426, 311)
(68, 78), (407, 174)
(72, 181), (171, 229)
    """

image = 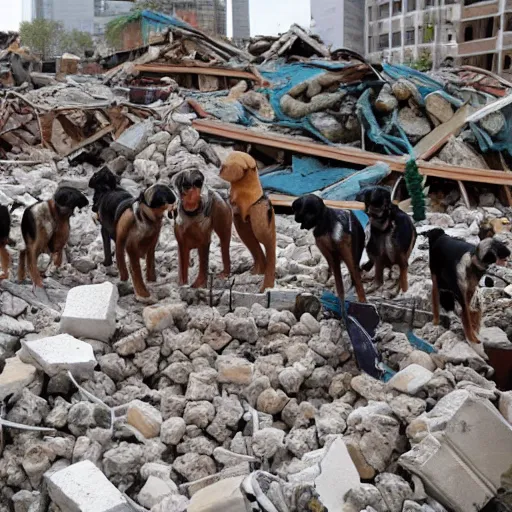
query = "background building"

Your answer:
(232, 0), (250, 42)
(311, 0), (365, 54)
